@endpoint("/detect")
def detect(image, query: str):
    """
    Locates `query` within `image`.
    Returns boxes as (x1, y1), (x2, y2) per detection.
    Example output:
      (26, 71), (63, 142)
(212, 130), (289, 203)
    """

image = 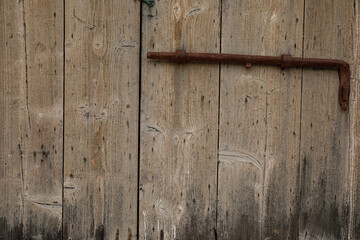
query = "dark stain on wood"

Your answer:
(0, 217), (62, 240)
(300, 153), (350, 238)
(115, 228), (119, 240)
(179, 212), (213, 240)
(160, 229), (164, 240)
(95, 225), (105, 240)
(176, 190), (215, 240)
(25, 218), (62, 240)
(355, 212), (360, 239)
(63, 223), (68, 240)
(239, 215), (257, 240)
(217, 208), (255, 239)
(0, 217), (23, 240)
